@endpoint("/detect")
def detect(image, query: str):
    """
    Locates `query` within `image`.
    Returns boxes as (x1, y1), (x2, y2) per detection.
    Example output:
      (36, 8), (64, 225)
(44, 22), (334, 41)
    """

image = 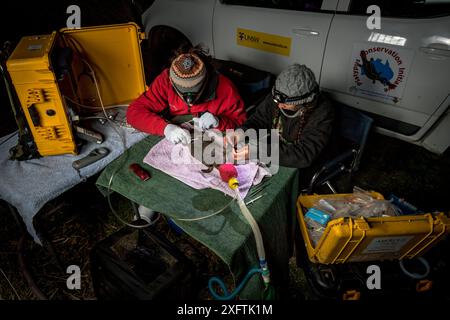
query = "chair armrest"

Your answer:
(307, 149), (357, 194)
(322, 149), (357, 171)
